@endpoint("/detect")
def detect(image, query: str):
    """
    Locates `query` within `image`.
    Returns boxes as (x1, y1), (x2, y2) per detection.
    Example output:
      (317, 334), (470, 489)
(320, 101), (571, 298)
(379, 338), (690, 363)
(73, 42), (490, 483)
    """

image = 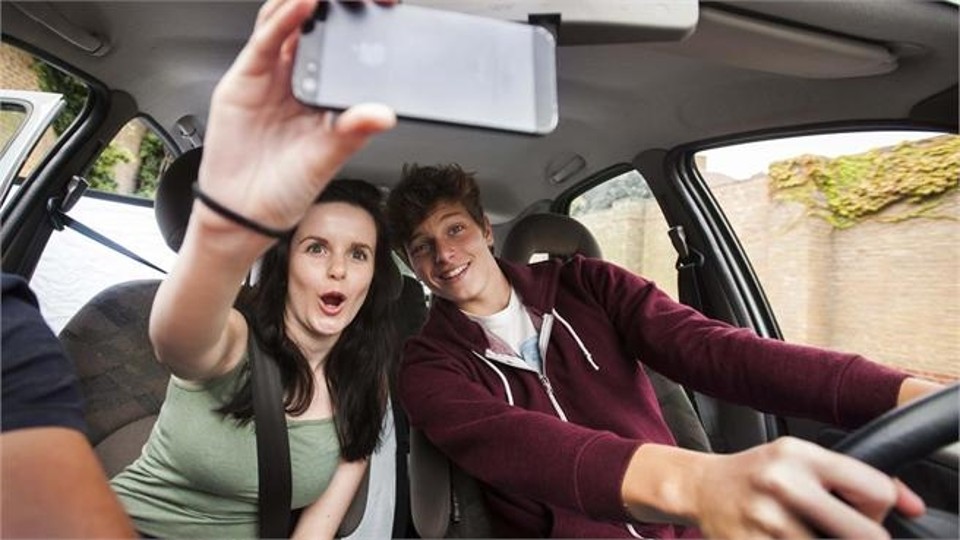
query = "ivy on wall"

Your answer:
(31, 61), (86, 135)
(87, 145), (132, 192)
(135, 131), (164, 198)
(768, 135), (960, 228)
(32, 61), (169, 198)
